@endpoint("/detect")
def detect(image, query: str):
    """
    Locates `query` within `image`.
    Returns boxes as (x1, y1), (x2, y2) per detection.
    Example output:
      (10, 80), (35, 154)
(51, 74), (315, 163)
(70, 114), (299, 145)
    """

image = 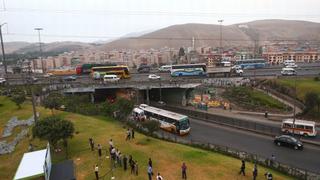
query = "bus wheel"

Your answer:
(277, 142), (281, 146)
(303, 133), (308, 137)
(284, 130), (289, 134)
(179, 73), (182, 77)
